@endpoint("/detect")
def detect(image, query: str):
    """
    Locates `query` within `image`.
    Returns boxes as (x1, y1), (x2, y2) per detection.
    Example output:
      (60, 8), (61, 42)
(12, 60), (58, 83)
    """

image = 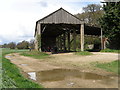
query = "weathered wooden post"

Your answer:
(60, 35), (62, 51)
(80, 23), (84, 51)
(67, 30), (70, 51)
(63, 32), (66, 51)
(101, 28), (103, 50)
(36, 23), (41, 52)
(57, 36), (60, 51)
(73, 30), (76, 51)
